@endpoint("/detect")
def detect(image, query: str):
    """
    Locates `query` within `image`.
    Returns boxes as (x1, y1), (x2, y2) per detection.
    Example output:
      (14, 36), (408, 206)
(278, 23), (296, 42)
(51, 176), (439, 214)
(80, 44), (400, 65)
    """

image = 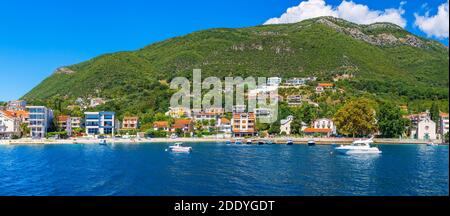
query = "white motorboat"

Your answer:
(99, 139), (107, 145)
(427, 142), (438, 146)
(168, 142), (192, 153)
(307, 139), (316, 146)
(234, 139), (243, 145)
(246, 139), (253, 145)
(334, 137), (381, 155)
(286, 139), (294, 145)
